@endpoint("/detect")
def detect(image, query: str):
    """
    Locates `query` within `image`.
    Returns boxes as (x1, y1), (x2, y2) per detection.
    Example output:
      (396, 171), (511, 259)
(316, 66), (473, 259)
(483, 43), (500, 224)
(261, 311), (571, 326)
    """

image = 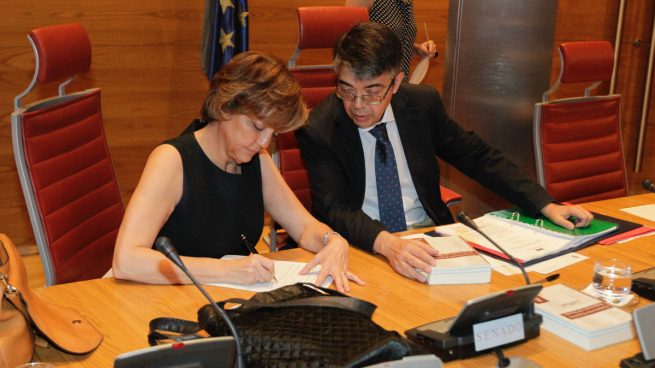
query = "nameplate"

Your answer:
(473, 313), (525, 351)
